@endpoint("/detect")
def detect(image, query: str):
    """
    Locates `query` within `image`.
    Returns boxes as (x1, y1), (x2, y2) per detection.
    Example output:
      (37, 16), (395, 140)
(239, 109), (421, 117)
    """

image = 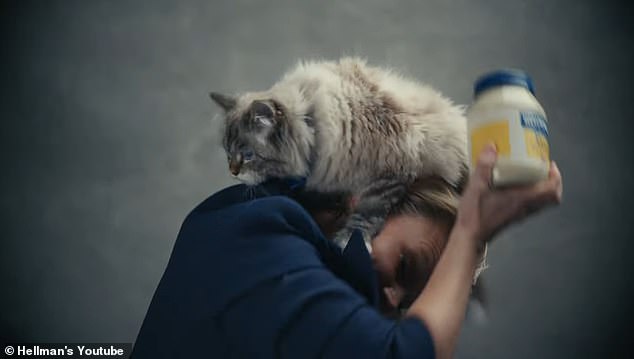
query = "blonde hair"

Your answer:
(293, 176), (488, 284)
(393, 176), (459, 220)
